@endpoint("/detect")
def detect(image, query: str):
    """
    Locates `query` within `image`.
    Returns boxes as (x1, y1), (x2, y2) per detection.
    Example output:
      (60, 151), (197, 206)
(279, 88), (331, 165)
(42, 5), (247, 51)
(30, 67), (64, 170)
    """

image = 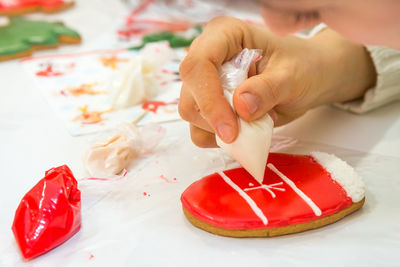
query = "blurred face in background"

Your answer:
(259, 0), (400, 49)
